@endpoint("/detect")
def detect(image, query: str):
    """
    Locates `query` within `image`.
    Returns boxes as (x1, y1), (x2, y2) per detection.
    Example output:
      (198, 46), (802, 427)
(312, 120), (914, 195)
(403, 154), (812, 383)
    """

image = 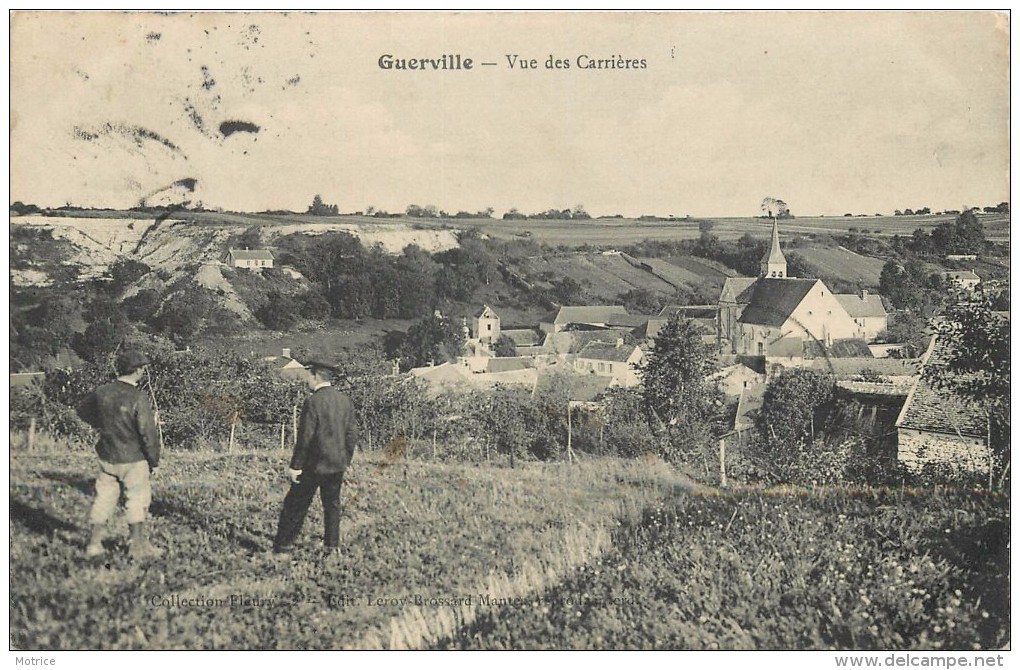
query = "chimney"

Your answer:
(282, 347), (291, 359)
(859, 288), (868, 300)
(616, 338), (624, 347)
